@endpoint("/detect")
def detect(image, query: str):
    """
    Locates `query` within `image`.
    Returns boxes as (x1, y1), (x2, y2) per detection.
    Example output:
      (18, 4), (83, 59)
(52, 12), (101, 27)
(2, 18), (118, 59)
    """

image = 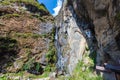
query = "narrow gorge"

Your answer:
(0, 0), (120, 80)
